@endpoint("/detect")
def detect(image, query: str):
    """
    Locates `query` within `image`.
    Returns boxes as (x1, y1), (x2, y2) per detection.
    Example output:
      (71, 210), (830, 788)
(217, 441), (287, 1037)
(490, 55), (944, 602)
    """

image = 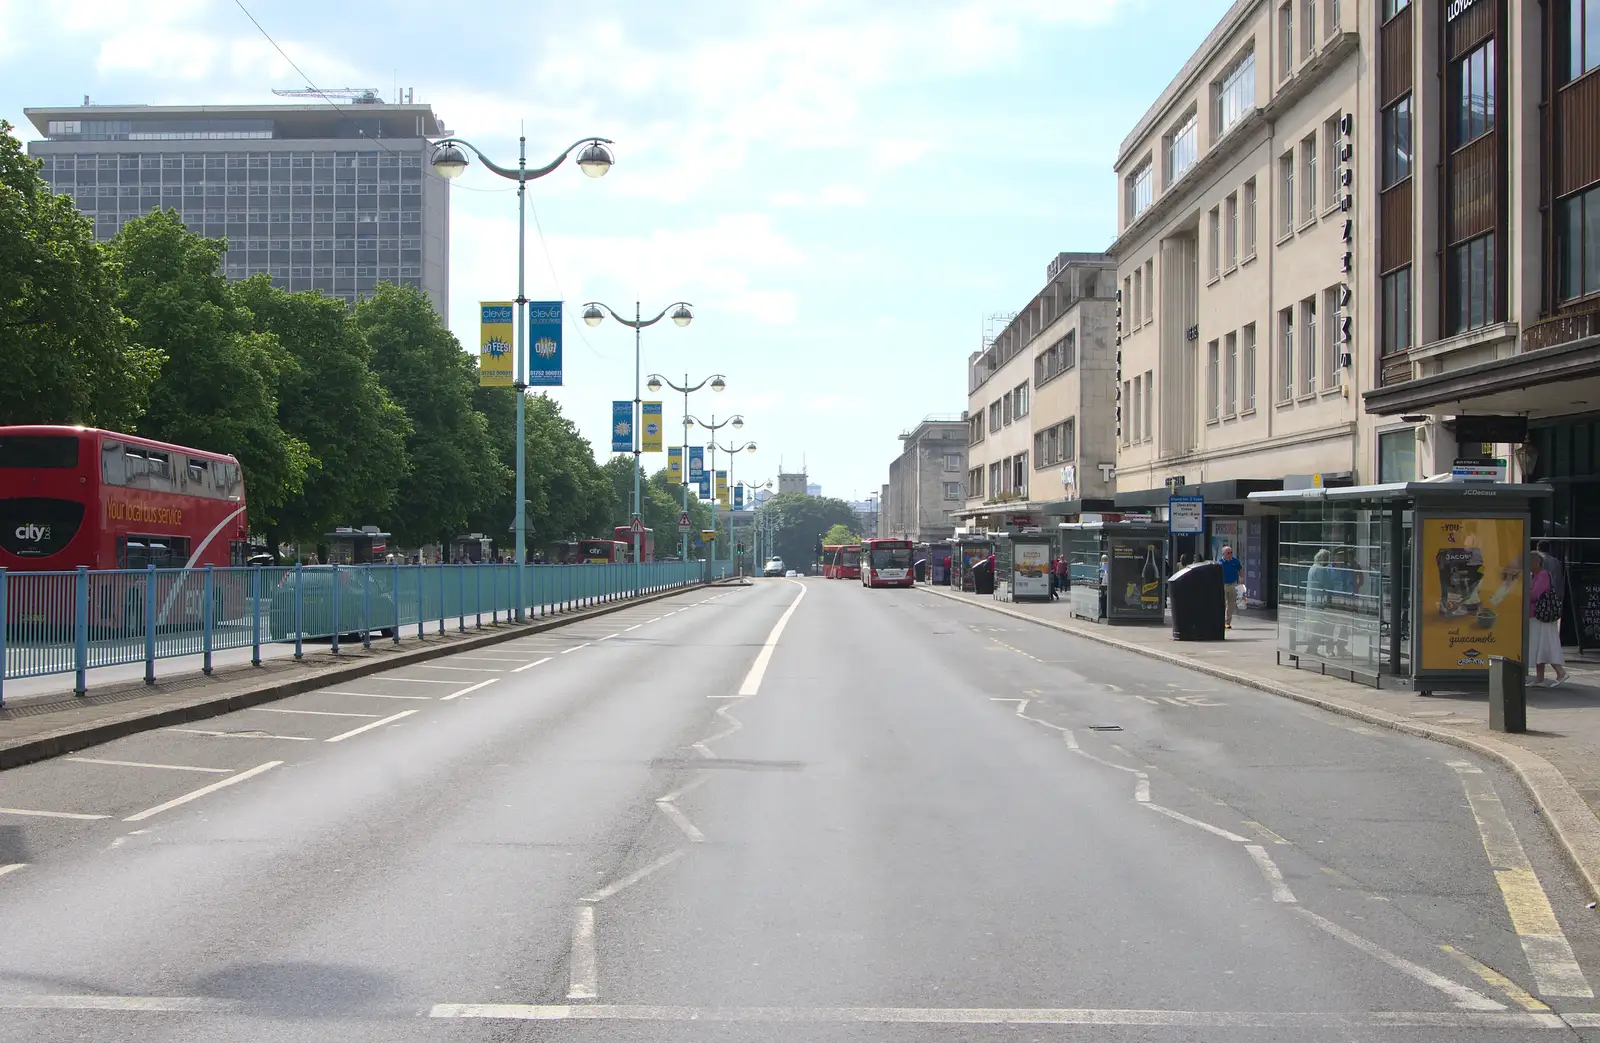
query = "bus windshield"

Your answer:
(871, 545), (913, 569)
(841, 547), (860, 568)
